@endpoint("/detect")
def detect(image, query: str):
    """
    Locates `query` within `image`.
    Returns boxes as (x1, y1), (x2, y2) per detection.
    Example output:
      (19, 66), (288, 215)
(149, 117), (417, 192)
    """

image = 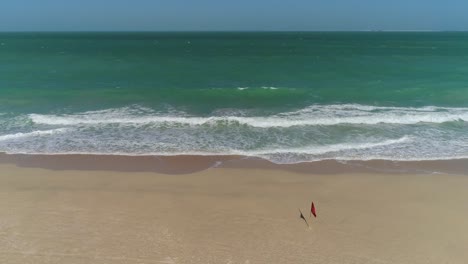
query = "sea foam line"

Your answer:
(245, 136), (411, 155)
(0, 128), (69, 142)
(0, 135), (410, 158)
(27, 104), (468, 127)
